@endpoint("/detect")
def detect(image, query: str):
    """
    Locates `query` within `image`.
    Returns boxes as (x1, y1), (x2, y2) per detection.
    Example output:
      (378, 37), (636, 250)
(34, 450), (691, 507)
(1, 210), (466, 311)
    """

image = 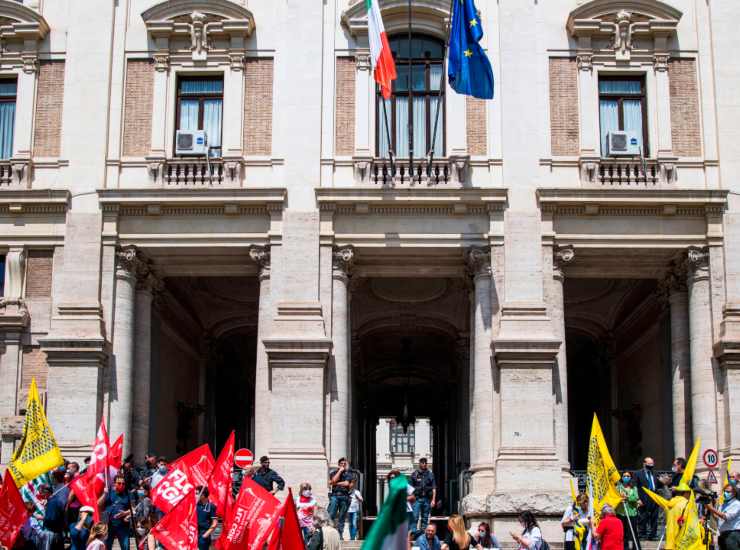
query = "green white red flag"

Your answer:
(366, 0), (397, 98)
